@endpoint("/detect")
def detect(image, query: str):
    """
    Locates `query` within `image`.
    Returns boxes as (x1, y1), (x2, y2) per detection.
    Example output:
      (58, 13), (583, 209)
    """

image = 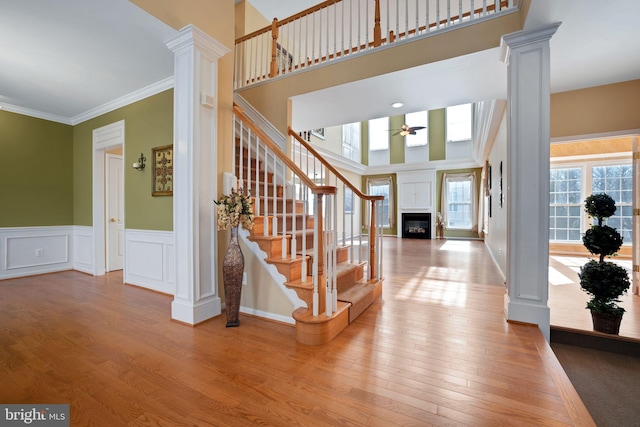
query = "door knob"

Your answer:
(110, 218), (117, 222)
